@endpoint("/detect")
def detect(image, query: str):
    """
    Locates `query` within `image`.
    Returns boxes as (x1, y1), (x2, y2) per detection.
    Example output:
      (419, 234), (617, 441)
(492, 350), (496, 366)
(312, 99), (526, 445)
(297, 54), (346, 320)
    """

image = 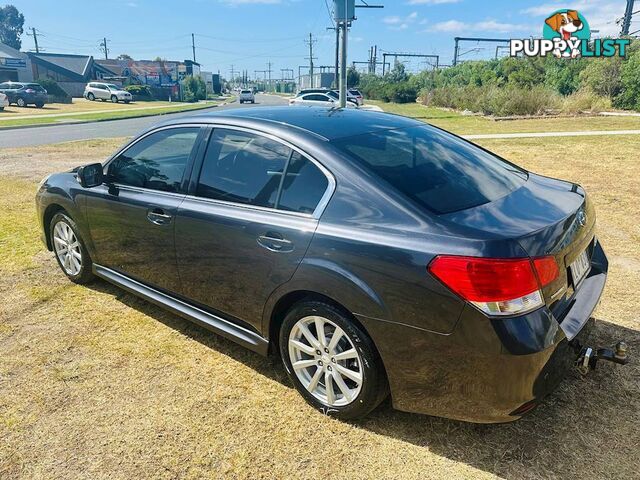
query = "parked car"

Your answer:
(297, 89), (359, 106)
(239, 90), (255, 104)
(36, 107), (626, 422)
(0, 92), (8, 111)
(84, 82), (132, 103)
(289, 92), (357, 108)
(0, 82), (48, 108)
(348, 89), (364, 106)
